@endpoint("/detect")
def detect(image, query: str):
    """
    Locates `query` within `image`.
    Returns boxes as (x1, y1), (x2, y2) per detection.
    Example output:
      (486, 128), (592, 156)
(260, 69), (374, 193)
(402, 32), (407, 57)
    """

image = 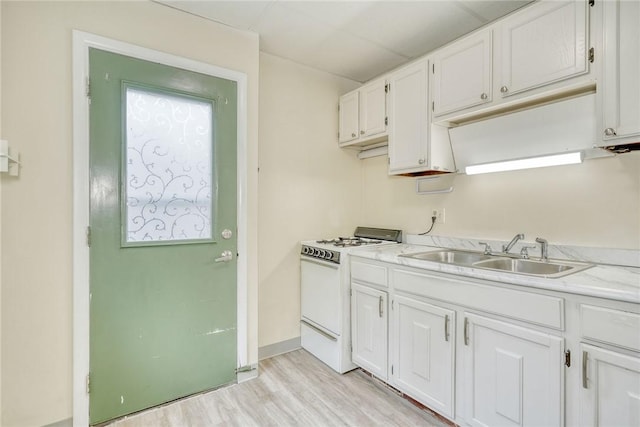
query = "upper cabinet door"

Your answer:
(600, 0), (640, 143)
(360, 79), (387, 138)
(338, 90), (359, 144)
(388, 60), (429, 174)
(499, 0), (588, 97)
(433, 30), (492, 117)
